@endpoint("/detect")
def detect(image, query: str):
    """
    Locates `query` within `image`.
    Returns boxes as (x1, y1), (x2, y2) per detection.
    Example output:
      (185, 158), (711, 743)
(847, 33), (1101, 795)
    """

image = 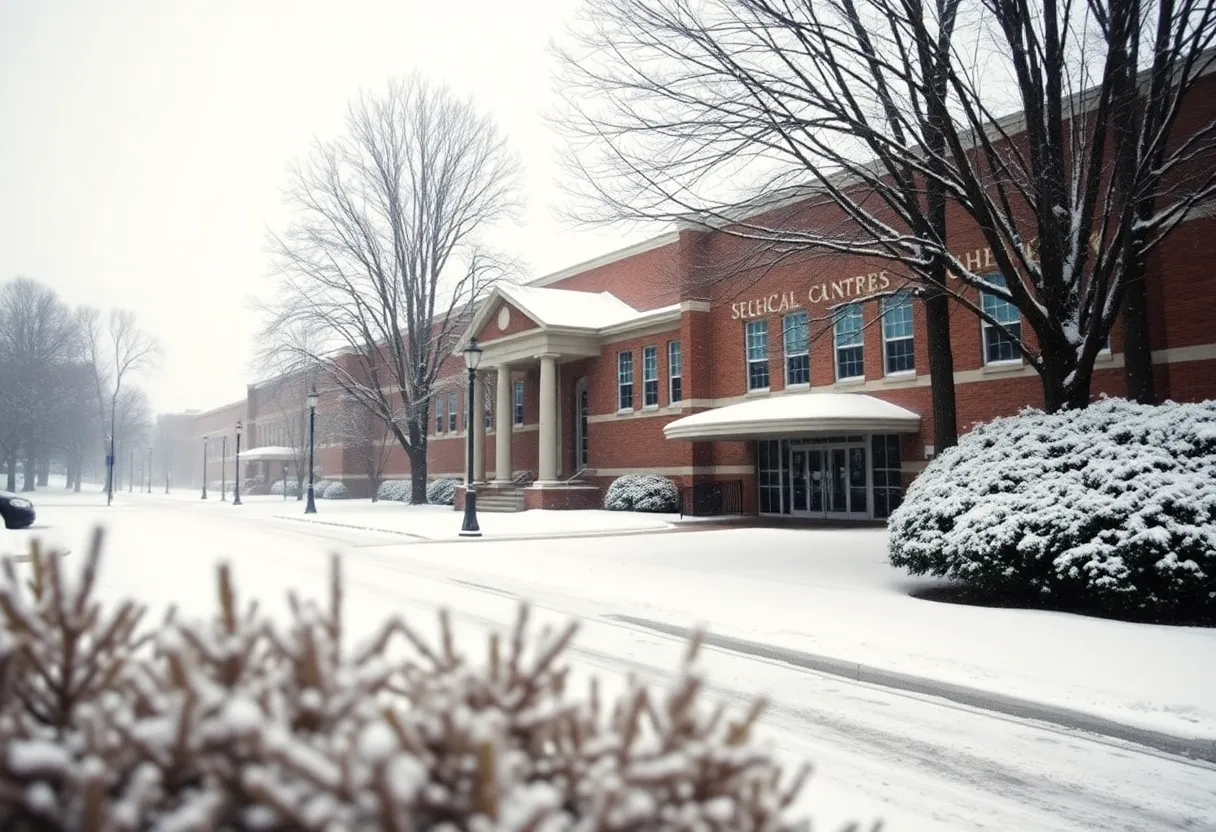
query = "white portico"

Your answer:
(457, 283), (680, 492)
